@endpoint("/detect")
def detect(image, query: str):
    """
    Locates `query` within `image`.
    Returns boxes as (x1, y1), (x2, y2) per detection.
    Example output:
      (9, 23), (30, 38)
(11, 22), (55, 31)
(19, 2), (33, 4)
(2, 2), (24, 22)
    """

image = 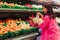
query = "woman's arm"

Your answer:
(38, 15), (50, 29)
